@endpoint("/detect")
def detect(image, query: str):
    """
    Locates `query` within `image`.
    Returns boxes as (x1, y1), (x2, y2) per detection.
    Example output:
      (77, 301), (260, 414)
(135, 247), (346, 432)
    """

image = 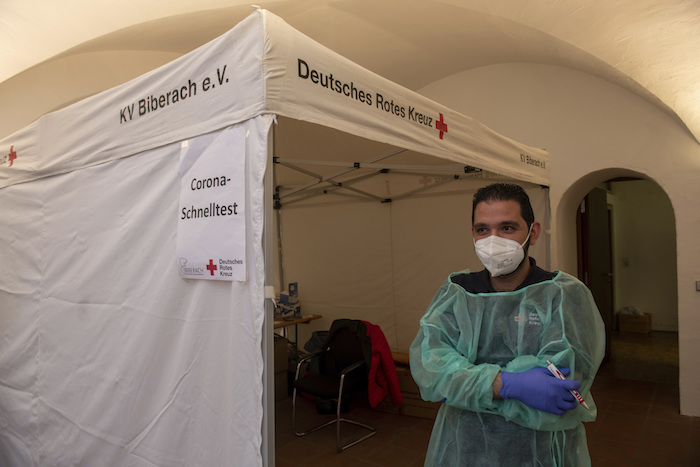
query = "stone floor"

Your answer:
(274, 331), (699, 466)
